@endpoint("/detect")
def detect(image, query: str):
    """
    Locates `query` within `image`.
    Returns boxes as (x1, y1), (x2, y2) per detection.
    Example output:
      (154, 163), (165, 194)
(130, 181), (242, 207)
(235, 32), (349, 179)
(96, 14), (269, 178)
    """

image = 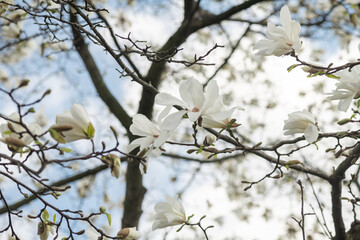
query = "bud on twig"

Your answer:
(50, 124), (74, 132)
(18, 79), (30, 88)
(203, 134), (216, 146)
(5, 137), (26, 147)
